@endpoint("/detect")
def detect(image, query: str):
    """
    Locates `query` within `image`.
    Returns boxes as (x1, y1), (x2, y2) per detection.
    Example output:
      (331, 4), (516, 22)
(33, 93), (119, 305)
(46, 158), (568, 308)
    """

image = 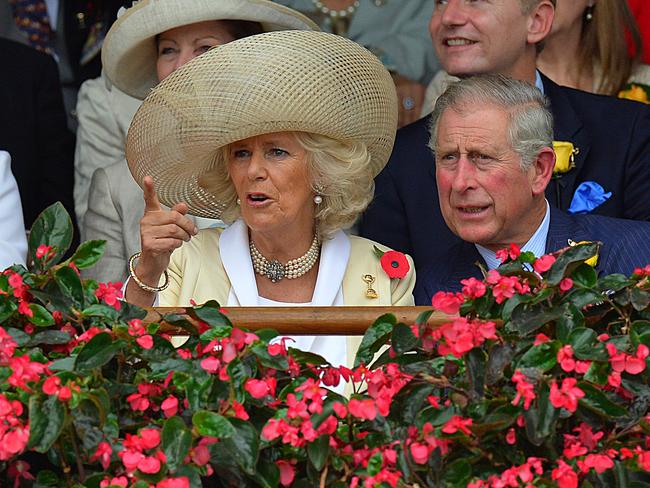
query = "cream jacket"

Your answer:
(160, 220), (416, 368)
